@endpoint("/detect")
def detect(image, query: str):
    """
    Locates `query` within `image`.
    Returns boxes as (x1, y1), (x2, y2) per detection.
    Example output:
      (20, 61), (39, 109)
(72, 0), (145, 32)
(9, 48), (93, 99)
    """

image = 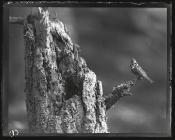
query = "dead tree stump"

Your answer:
(20, 7), (137, 134)
(24, 7), (108, 134)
